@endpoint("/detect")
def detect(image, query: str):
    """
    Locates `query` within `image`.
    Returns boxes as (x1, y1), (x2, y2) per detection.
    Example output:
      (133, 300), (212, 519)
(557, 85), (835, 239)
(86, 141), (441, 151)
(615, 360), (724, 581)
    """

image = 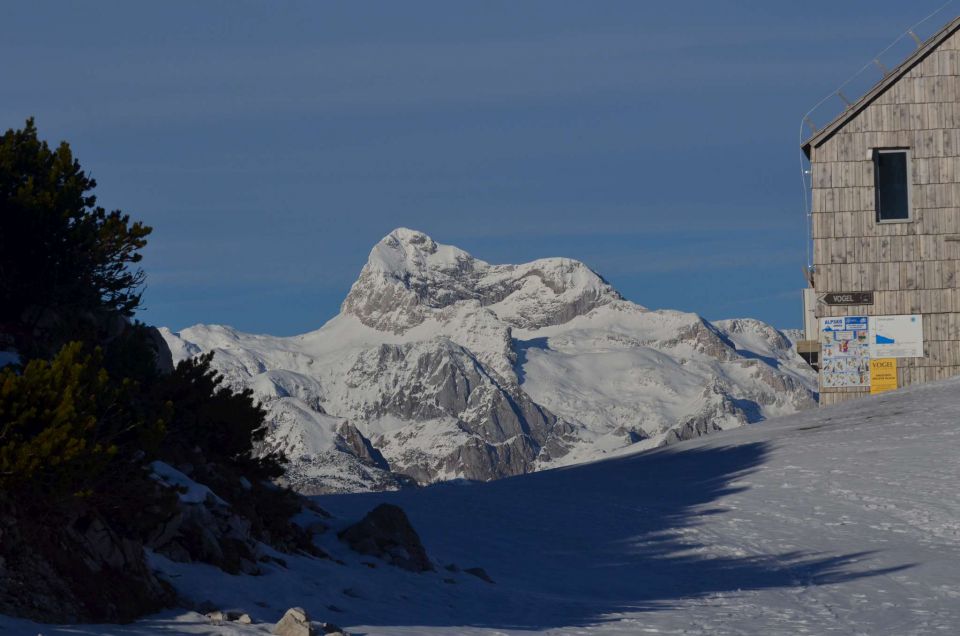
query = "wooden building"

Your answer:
(802, 15), (960, 405)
